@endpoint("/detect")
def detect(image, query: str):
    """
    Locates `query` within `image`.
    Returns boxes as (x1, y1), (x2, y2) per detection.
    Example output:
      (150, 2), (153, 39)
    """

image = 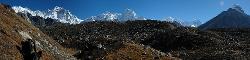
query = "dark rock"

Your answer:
(17, 39), (42, 60)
